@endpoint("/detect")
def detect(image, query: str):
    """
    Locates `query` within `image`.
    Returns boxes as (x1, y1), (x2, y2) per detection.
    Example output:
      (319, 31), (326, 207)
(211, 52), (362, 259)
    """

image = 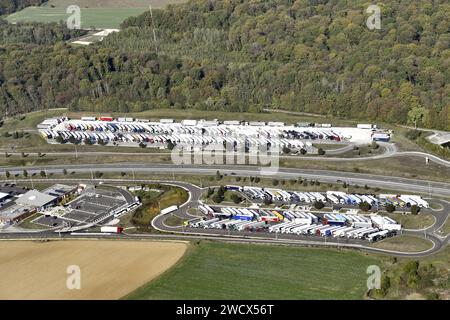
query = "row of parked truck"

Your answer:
(282, 129), (342, 141)
(41, 127), (310, 151)
(193, 204), (400, 241)
(236, 186), (429, 209)
(268, 221), (389, 241)
(199, 205), (291, 222)
(191, 209), (395, 242)
(191, 218), (269, 232)
(38, 117), (360, 152)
